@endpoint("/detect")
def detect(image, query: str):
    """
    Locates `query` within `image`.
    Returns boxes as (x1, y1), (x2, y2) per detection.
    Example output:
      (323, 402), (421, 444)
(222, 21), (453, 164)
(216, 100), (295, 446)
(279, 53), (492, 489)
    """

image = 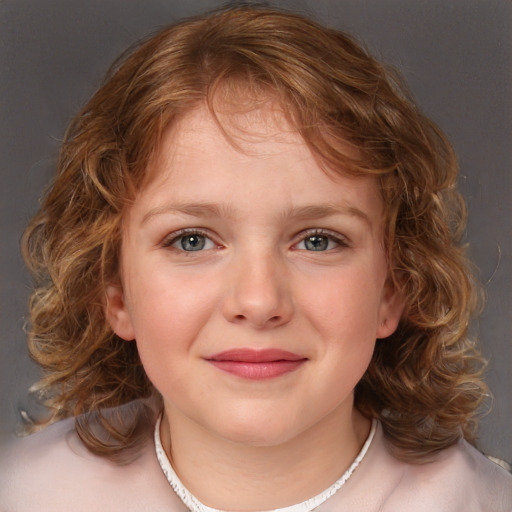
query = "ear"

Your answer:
(376, 278), (404, 339)
(105, 284), (136, 341)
